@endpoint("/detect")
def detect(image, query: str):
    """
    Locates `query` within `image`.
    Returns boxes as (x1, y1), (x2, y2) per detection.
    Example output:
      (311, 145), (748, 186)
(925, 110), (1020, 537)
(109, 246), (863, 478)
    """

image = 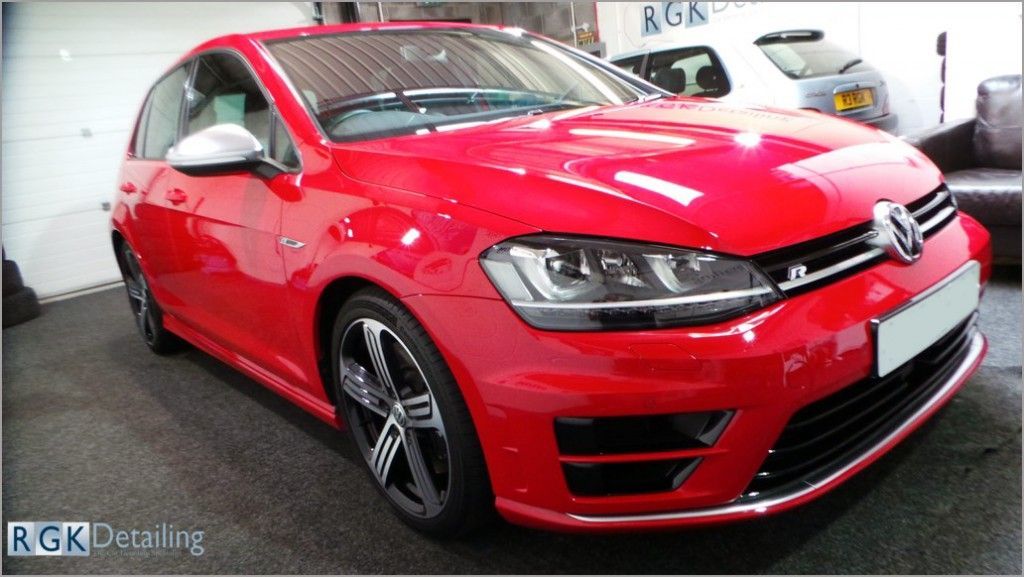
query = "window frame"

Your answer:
(610, 52), (650, 79)
(132, 63), (191, 160)
(131, 48), (301, 173)
(645, 45), (732, 98)
(183, 48), (302, 174)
